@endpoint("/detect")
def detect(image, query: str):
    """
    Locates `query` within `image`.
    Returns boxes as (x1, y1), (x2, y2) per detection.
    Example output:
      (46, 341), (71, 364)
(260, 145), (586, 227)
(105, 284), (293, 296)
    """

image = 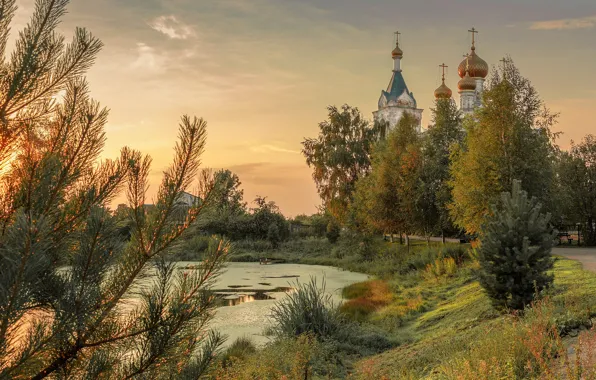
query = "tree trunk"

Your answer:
(405, 234), (410, 254)
(399, 233), (404, 245)
(442, 230), (445, 245)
